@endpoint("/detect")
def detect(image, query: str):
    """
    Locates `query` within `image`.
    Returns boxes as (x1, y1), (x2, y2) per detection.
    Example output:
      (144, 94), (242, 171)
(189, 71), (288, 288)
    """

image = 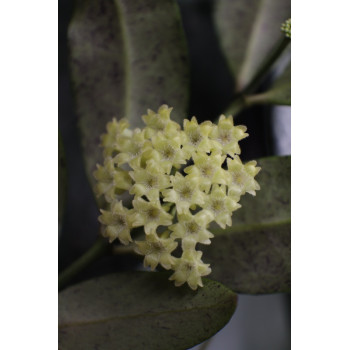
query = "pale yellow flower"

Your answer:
(226, 156), (261, 199)
(131, 198), (173, 234)
(209, 115), (248, 157)
(135, 232), (177, 270)
(142, 105), (181, 138)
(93, 157), (132, 202)
(98, 200), (133, 244)
(94, 106), (261, 290)
(146, 132), (187, 174)
(182, 117), (213, 156)
(169, 250), (211, 290)
(114, 129), (152, 169)
(169, 213), (214, 250)
(129, 159), (171, 202)
(202, 184), (241, 229)
(100, 118), (131, 157)
(162, 173), (206, 214)
(184, 151), (227, 193)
